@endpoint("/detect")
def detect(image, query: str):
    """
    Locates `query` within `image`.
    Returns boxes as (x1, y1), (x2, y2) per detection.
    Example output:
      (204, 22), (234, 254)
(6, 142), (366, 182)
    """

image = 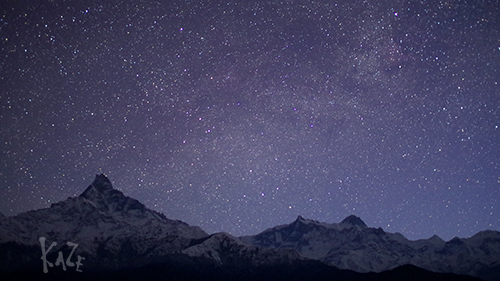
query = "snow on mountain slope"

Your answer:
(240, 215), (411, 265)
(0, 174), (208, 270)
(0, 175), (497, 281)
(240, 215), (500, 281)
(182, 233), (304, 266)
(182, 232), (303, 267)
